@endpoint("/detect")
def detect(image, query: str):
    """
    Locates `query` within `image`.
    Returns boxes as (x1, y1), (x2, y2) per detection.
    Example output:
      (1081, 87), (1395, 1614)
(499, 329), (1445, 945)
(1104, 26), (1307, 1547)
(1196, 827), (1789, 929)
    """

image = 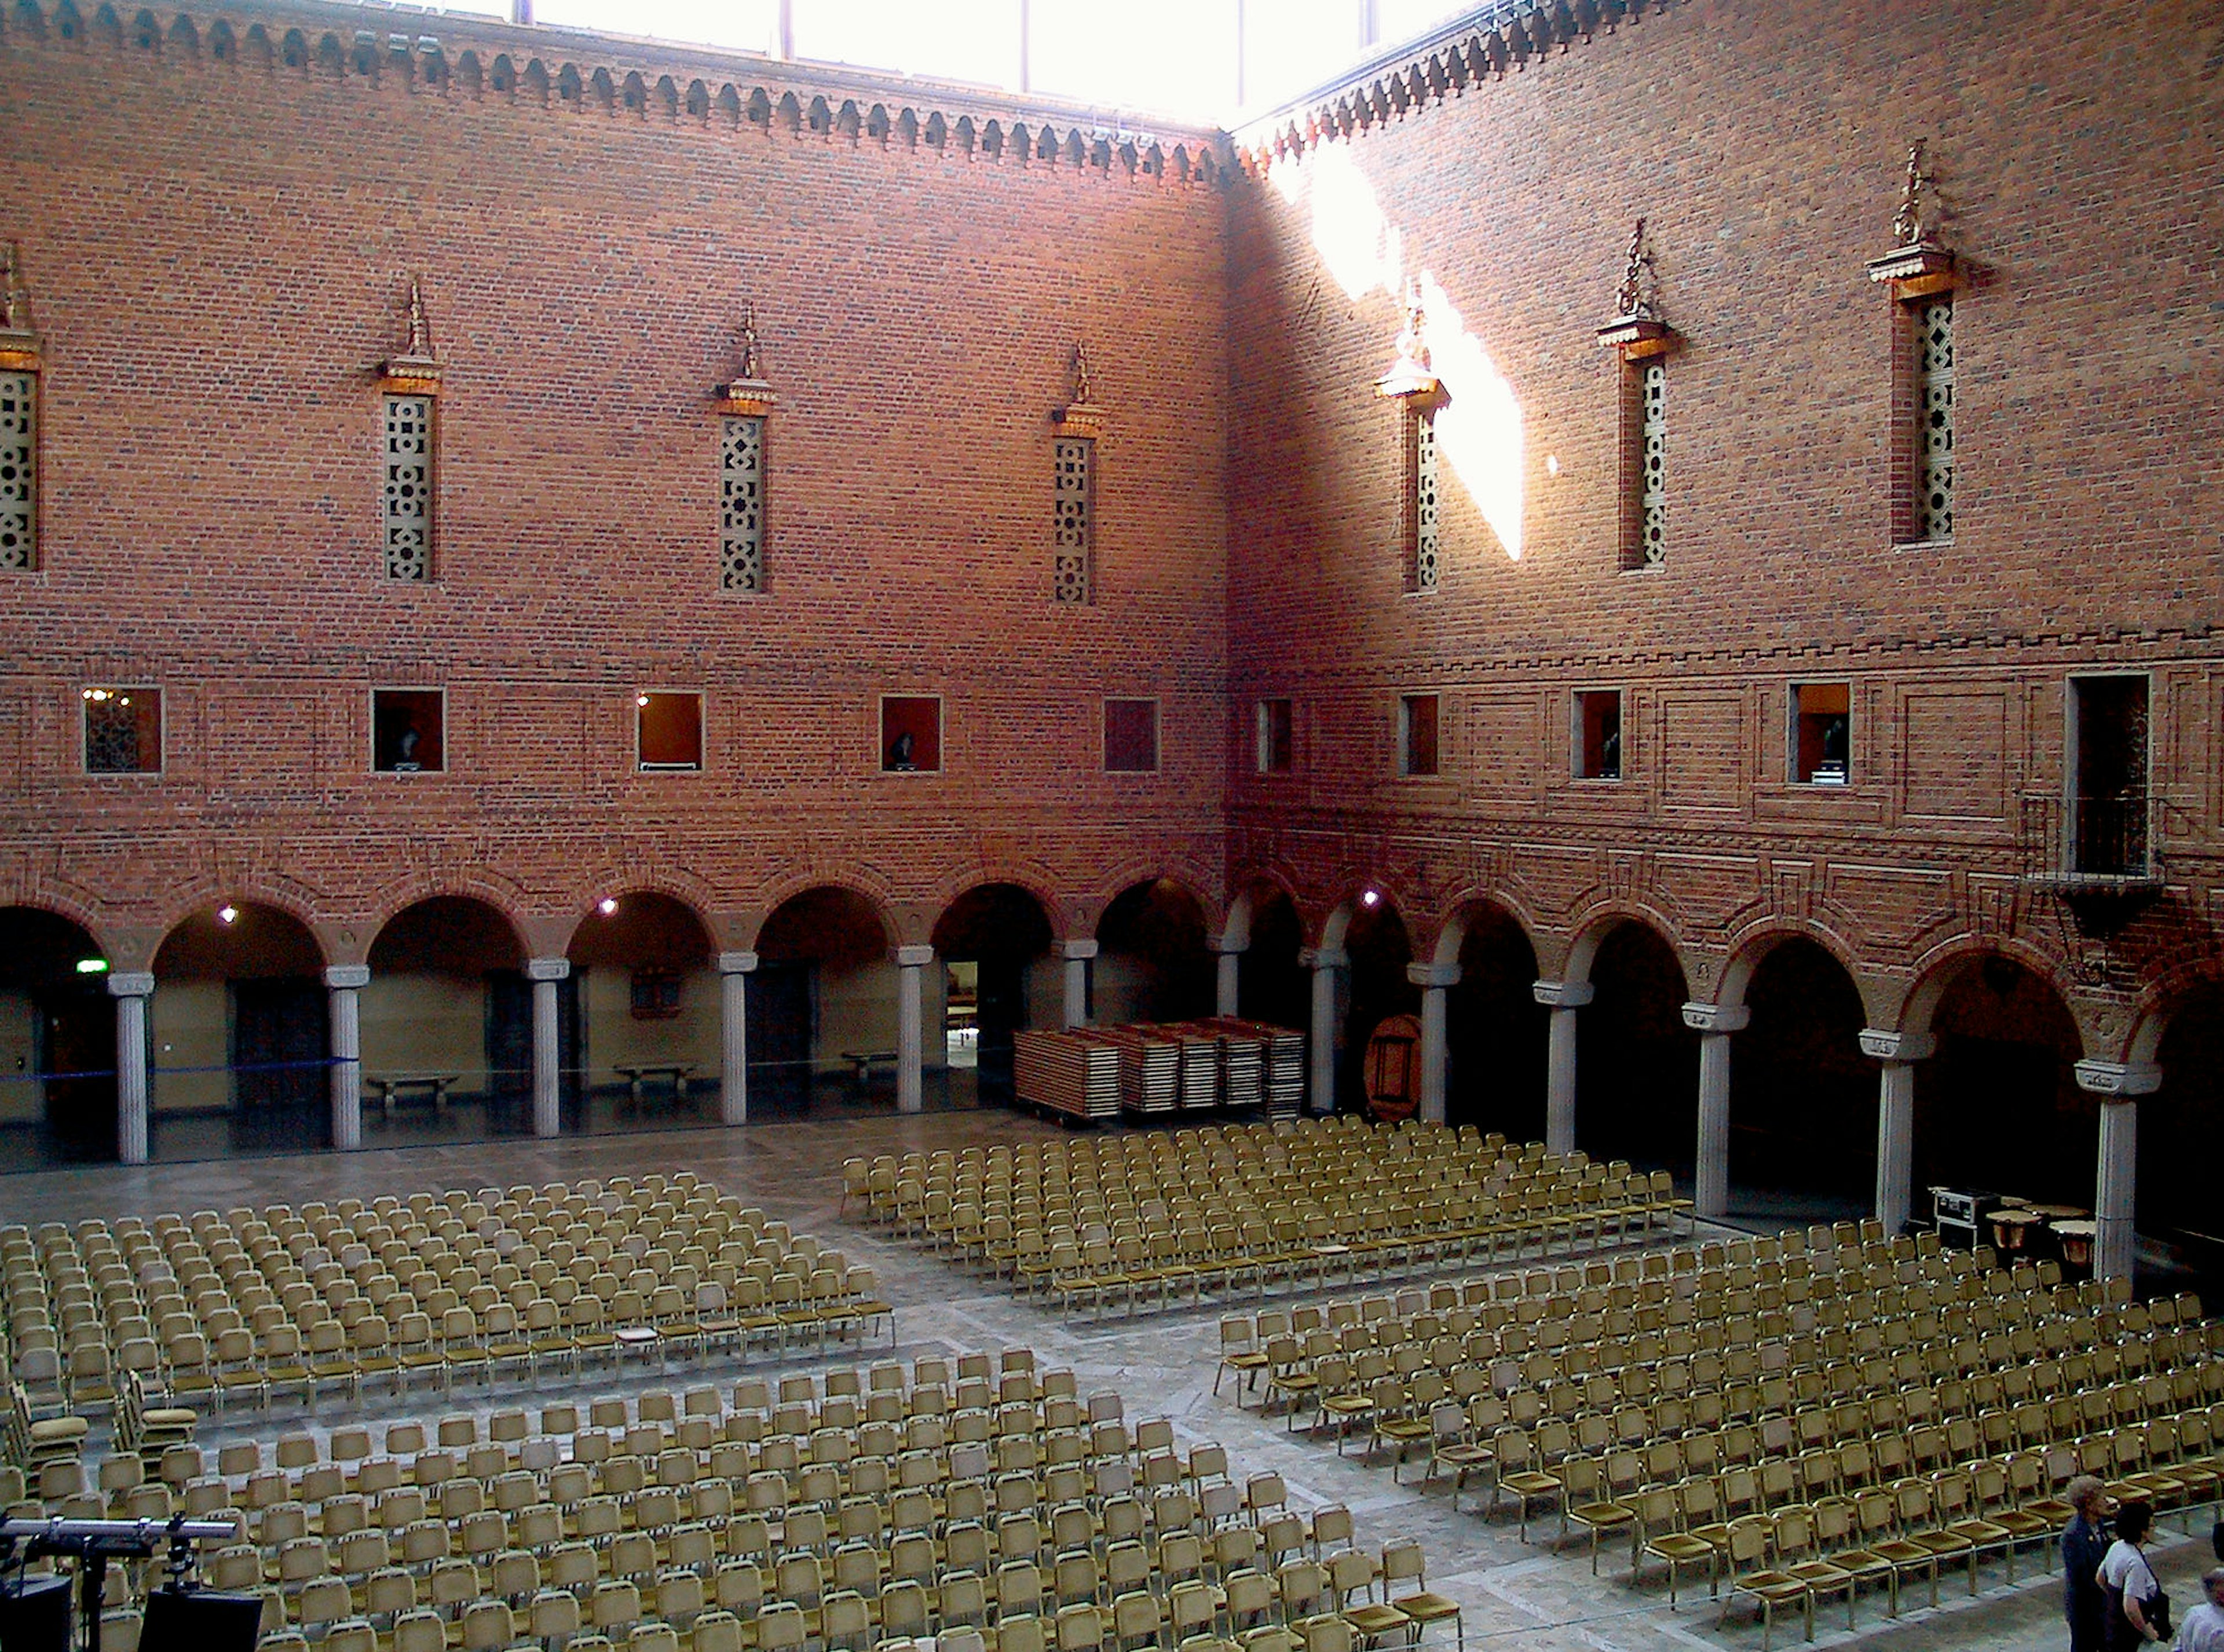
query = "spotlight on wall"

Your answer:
(217, 904), (239, 924)
(75, 958), (109, 974)
(635, 695), (650, 707)
(1360, 889), (1380, 908)
(598, 898), (619, 915)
